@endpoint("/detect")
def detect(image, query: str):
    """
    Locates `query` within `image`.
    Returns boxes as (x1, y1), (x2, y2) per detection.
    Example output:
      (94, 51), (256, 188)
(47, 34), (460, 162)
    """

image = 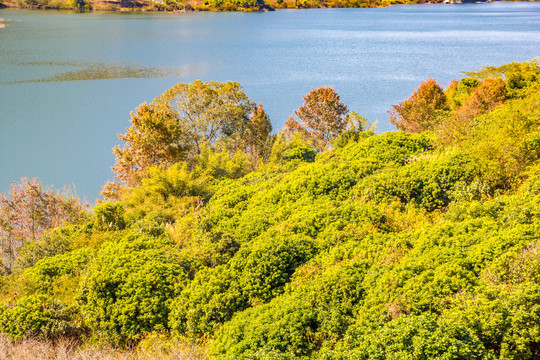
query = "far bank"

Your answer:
(0, 0), (492, 13)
